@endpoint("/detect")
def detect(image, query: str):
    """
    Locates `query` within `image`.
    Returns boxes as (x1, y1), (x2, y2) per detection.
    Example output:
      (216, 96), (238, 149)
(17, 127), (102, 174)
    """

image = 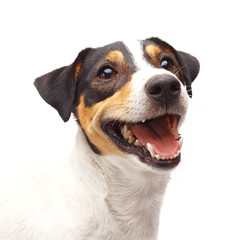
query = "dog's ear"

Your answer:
(34, 65), (75, 122)
(177, 51), (200, 97)
(34, 48), (92, 122)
